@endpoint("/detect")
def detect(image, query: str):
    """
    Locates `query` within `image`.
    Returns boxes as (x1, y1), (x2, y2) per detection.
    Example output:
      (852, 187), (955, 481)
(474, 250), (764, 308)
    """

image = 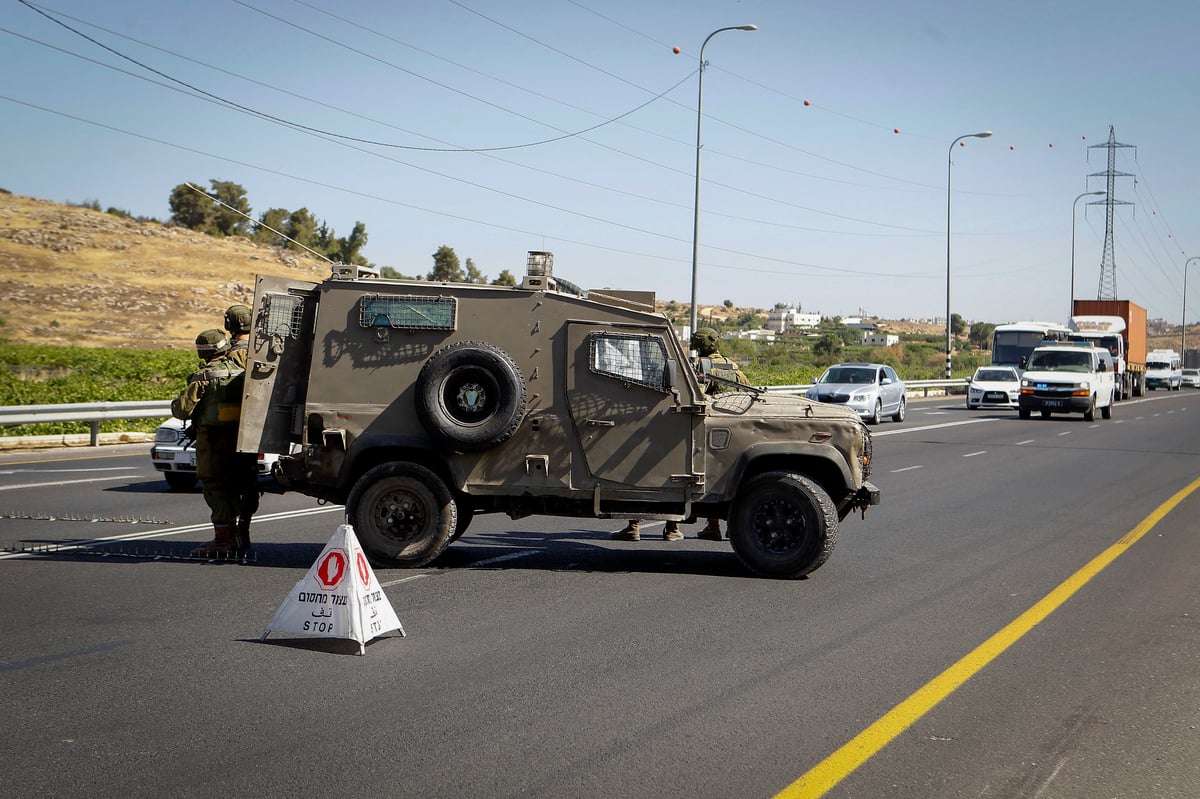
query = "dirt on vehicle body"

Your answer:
(238, 253), (879, 578)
